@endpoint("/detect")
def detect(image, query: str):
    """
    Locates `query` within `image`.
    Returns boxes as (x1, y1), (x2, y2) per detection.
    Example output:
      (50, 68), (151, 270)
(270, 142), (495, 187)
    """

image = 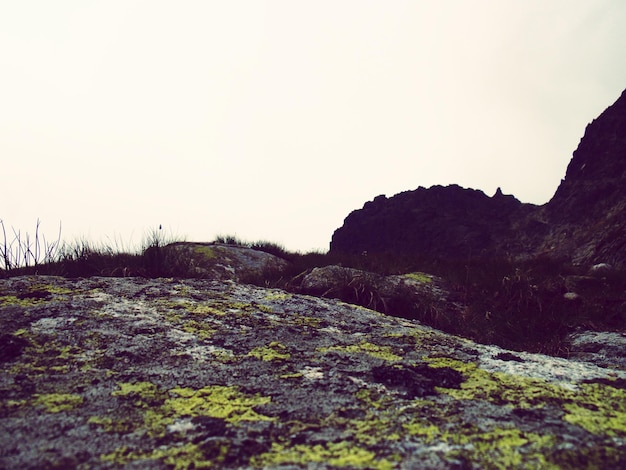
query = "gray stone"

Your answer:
(1, 275), (626, 469)
(566, 330), (626, 370)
